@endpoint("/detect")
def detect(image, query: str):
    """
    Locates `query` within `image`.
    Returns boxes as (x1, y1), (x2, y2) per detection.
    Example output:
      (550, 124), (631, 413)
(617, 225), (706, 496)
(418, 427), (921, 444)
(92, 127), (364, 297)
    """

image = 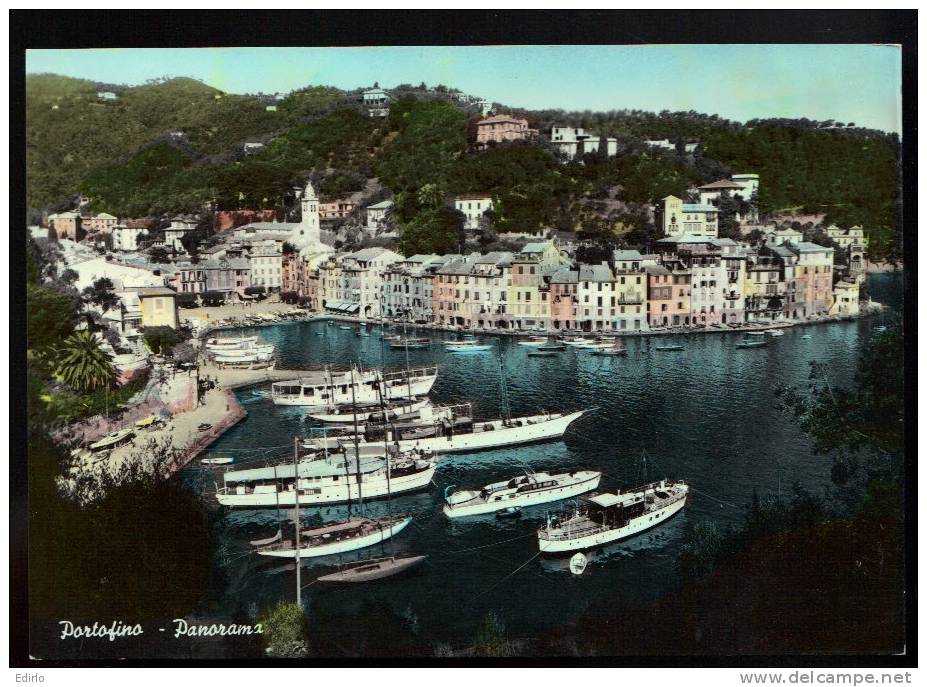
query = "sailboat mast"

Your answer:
(293, 436), (301, 606)
(349, 367), (363, 510)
